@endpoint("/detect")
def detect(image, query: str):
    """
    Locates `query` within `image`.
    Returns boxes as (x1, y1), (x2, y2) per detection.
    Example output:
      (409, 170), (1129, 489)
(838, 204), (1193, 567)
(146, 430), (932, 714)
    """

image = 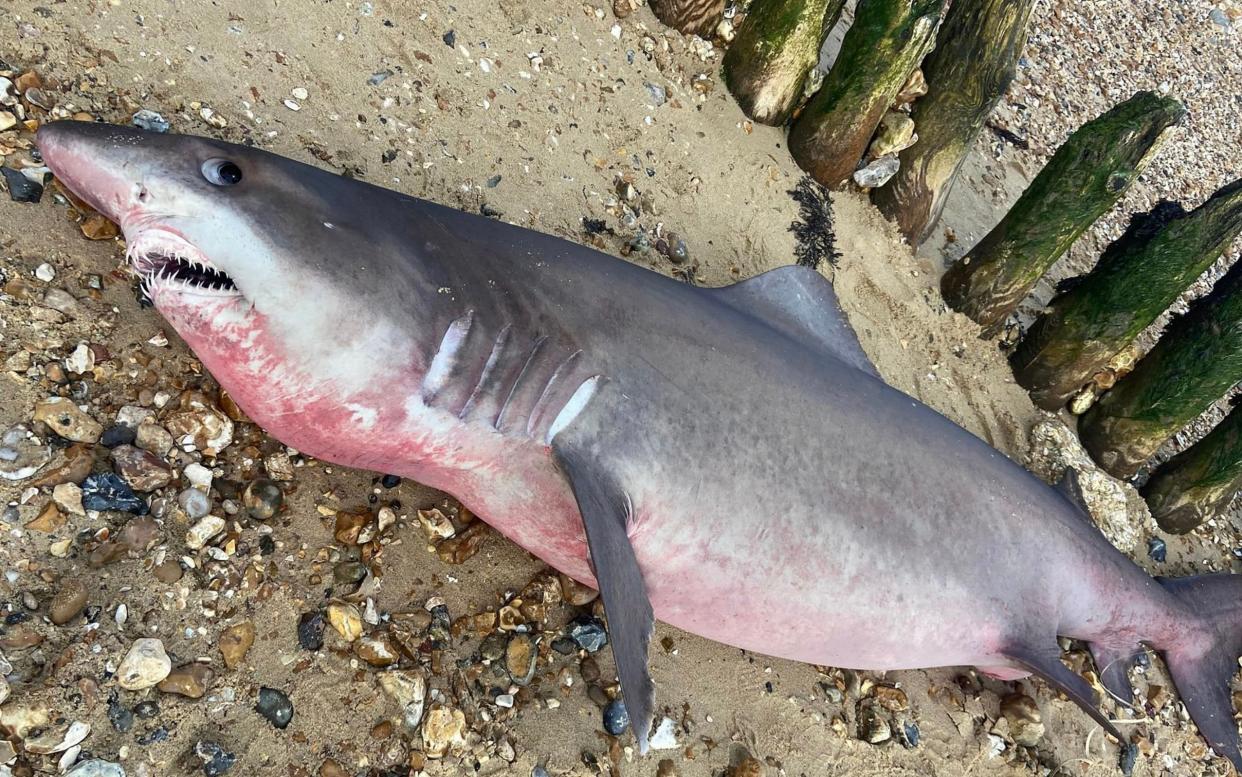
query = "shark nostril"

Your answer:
(137, 187), (151, 203)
